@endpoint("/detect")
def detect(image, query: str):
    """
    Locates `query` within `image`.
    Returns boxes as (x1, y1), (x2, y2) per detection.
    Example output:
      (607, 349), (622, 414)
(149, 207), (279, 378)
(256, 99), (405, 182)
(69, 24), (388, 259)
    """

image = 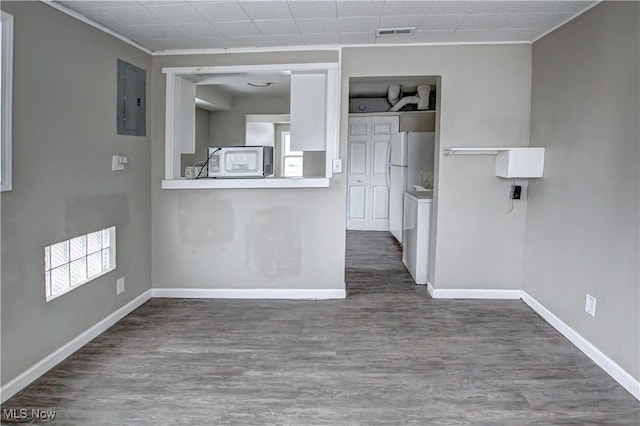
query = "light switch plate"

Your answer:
(112, 155), (127, 171)
(332, 158), (343, 173)
(585, 293), (596, 317)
